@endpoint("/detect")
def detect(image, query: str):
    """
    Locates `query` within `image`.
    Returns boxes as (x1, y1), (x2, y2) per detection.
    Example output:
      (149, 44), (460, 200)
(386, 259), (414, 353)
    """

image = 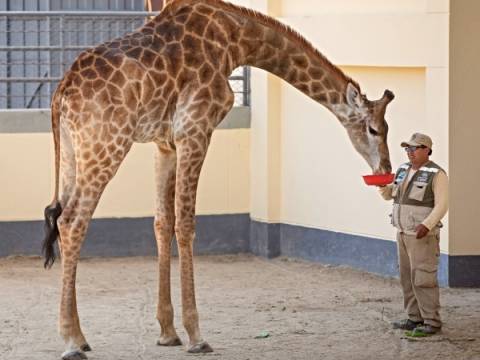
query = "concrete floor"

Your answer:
(1, 255), (479, 360)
